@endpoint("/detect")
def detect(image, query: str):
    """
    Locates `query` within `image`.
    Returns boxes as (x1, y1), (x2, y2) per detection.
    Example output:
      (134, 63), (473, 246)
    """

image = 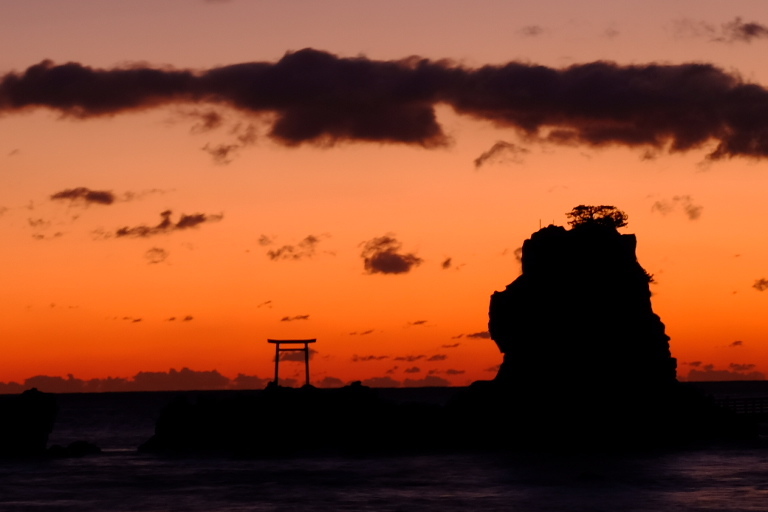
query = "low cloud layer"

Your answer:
(361, 235), (422, 275)
(685, 362), (765, 381)
(0, 368), (275, 394)
(4, 49), (768, 159)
